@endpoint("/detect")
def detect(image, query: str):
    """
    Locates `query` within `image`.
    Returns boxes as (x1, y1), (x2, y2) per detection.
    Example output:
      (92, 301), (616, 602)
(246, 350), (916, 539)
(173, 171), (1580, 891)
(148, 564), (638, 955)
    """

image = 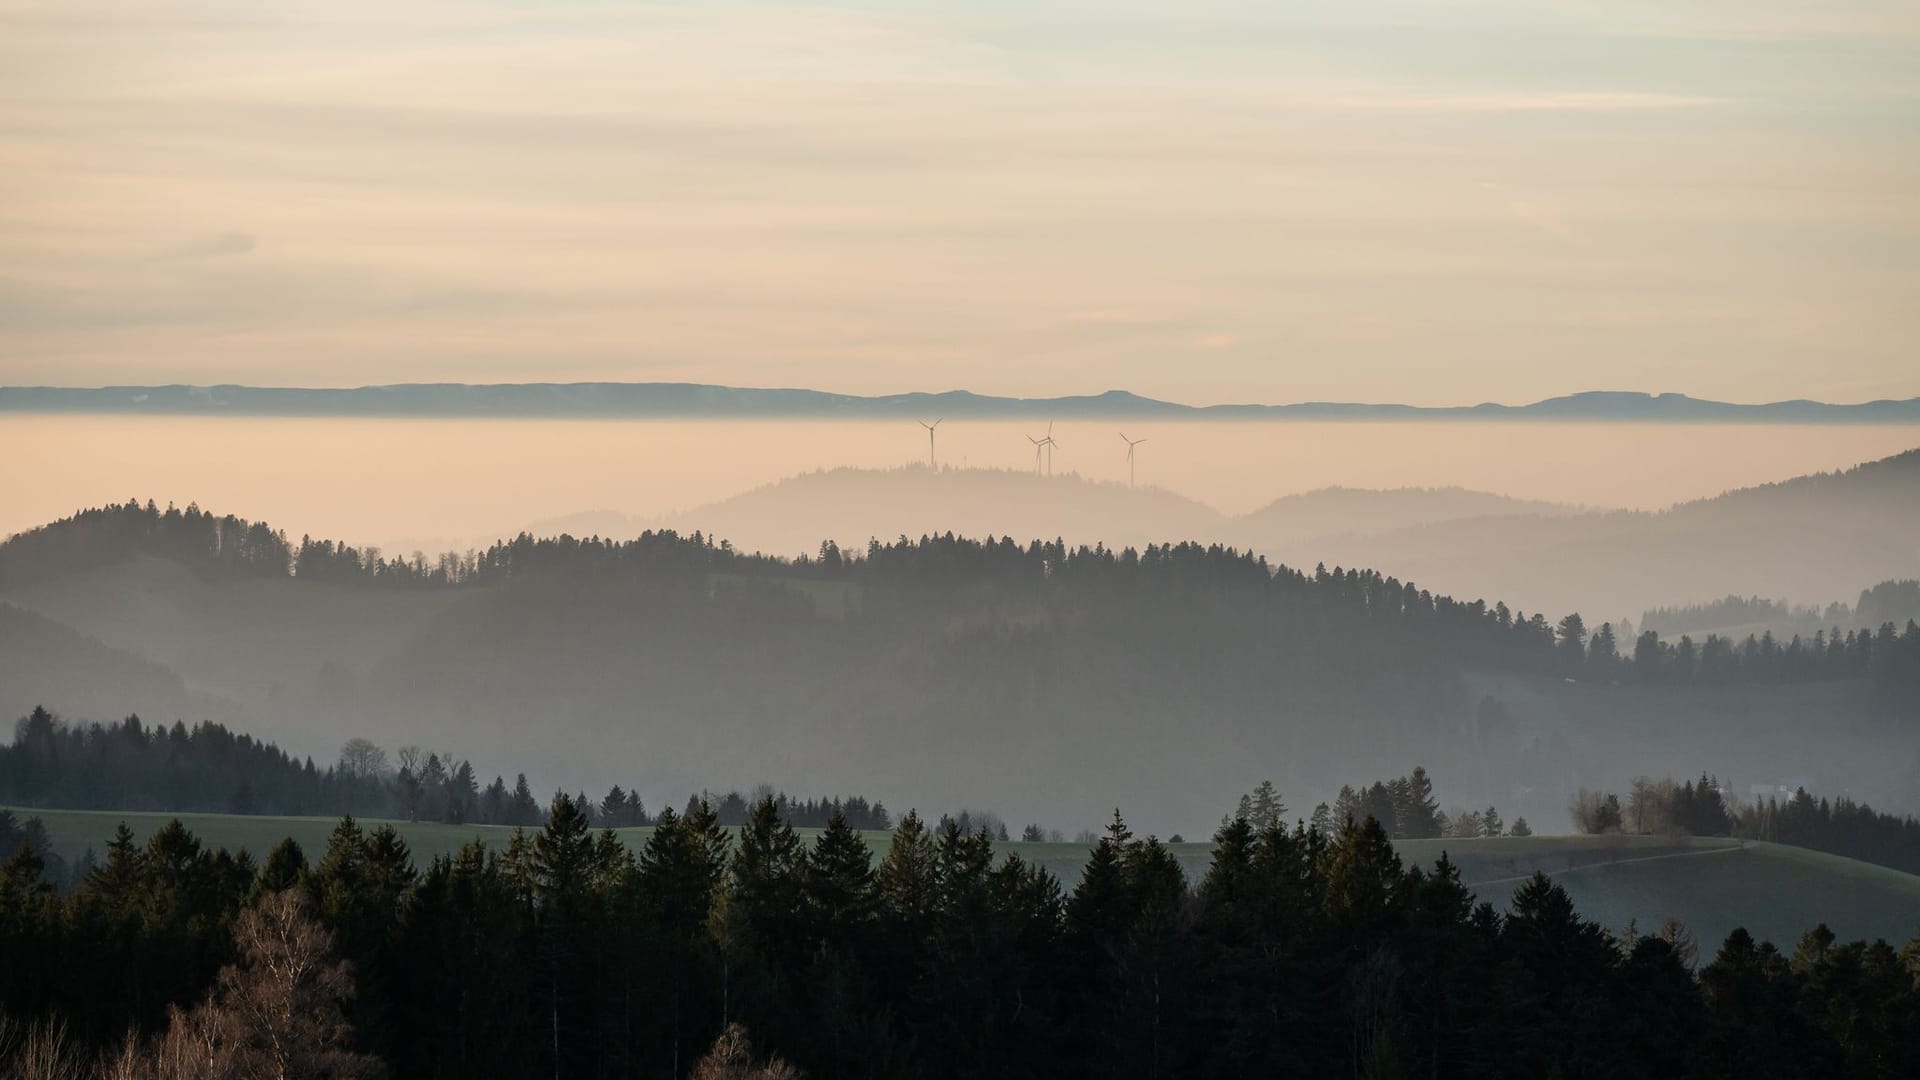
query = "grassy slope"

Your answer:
(20, 808), (1918, 951)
